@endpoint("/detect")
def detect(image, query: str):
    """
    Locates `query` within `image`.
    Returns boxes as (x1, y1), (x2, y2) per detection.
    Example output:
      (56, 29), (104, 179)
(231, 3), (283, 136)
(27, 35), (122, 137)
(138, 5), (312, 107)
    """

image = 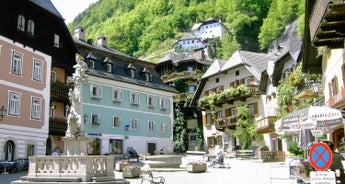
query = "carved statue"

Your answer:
(66, 54), (88, 138)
